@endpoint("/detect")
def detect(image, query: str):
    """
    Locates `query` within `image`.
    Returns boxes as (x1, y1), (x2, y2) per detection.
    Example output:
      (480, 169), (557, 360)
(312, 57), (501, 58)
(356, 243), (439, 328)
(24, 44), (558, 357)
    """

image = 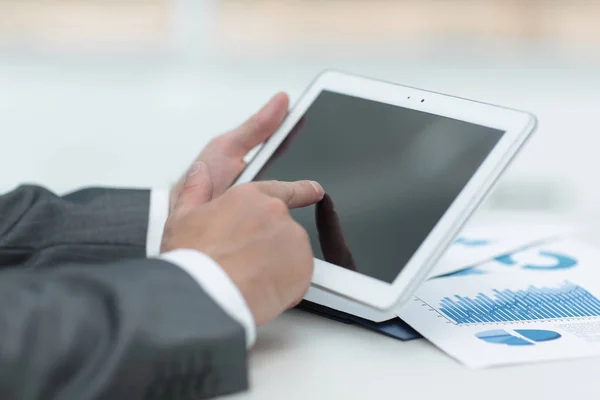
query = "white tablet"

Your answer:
(235, 70), (536, 311)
